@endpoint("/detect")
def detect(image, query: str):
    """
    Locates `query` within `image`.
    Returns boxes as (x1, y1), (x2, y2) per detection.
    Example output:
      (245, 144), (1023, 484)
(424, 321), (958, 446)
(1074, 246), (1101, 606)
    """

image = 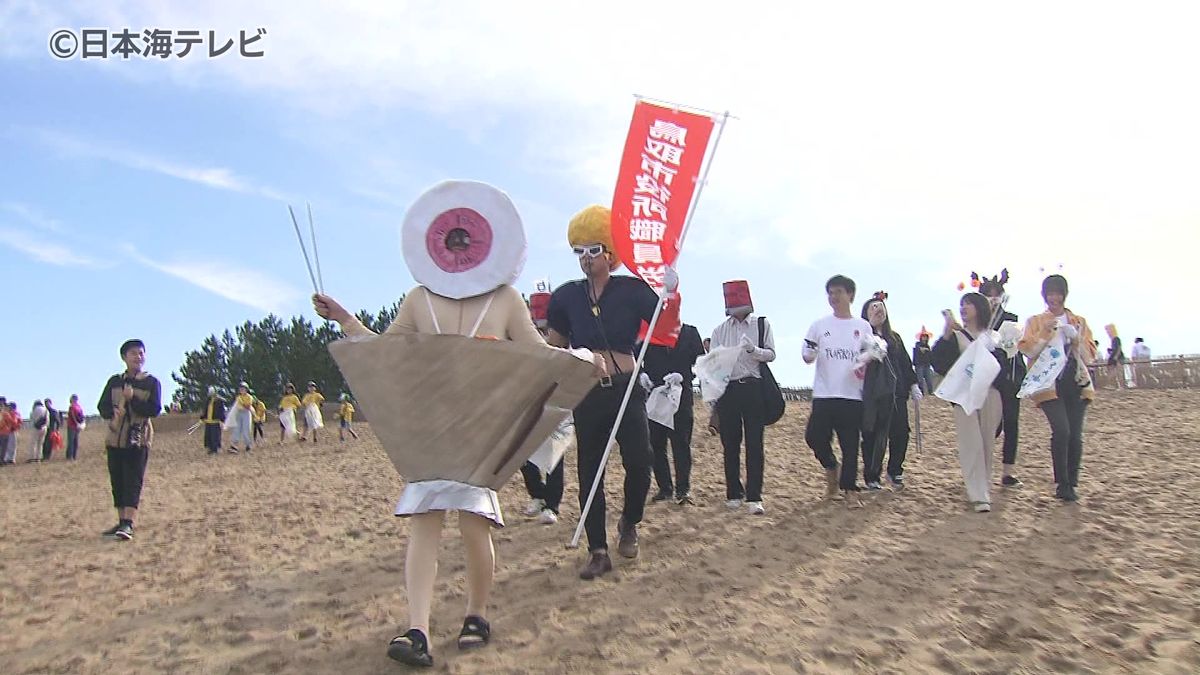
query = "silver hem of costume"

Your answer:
(394, 480), (504, 528)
